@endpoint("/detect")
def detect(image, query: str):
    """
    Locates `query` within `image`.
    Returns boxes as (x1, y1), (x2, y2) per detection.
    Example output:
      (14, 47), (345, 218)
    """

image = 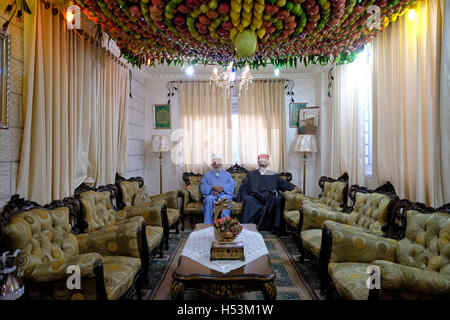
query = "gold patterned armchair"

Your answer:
(115, 173), (181, 250)
(320, 200), (449, 300)
(180, 164), (293, 226)
(74, 183), (164, 283)
(0, 195), (144, 300)
(298, 181), (398, 281)
(282, 173), (349, 238)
